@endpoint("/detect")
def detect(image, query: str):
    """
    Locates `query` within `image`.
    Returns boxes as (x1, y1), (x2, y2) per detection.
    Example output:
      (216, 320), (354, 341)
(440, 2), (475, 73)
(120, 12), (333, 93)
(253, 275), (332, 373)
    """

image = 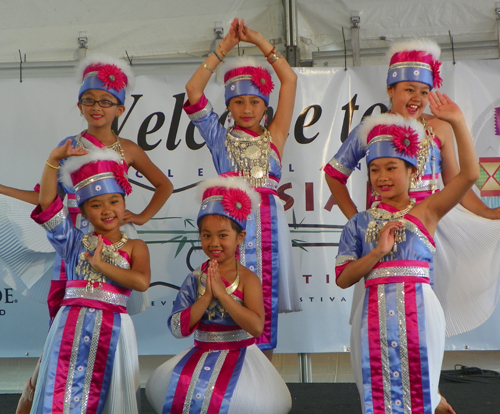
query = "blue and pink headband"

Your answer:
(77, 55), (134, 105)
(60, 149), (132, 206)
(197, 177), (260, 231)
(387, 39), (442, 90)
(224, 58), (274, 106)
(359, 113), (425, 166)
